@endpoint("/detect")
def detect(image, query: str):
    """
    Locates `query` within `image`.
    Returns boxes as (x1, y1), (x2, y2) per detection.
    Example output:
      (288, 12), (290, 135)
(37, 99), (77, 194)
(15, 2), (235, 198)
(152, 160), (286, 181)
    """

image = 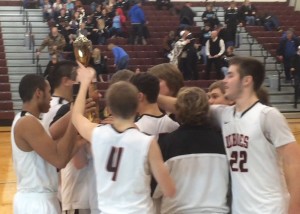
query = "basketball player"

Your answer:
(11, 74), (79, 214)
(42, 60), (78, 129)
(130, 73), (179, 137)
(72, 63), (176, 213)
(157, 57), (300, 214)
(207, 80), (234, 105)
(154, 87), (229, 214)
